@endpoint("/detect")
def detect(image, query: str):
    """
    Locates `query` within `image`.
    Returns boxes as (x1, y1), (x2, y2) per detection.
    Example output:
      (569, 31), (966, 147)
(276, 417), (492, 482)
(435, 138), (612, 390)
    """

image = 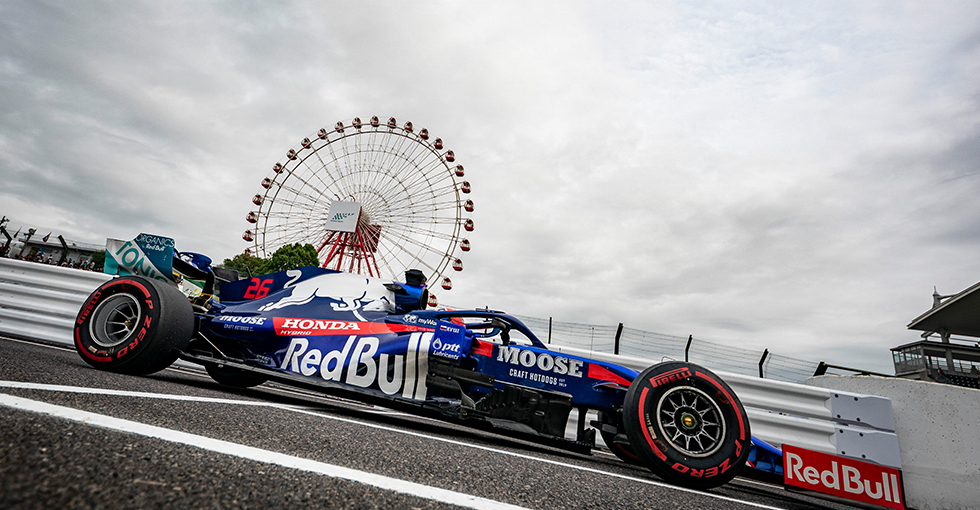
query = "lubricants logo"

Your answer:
(430, 338), (462, 361)
(784, 445), (905, 510)
(280, 332), (433, 400)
